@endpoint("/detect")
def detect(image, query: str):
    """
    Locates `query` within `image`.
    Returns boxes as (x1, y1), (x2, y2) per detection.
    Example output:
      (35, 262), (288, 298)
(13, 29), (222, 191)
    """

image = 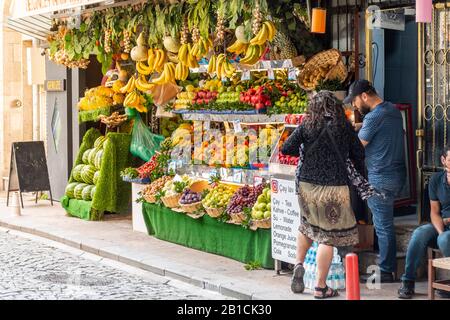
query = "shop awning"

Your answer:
(6, 15), (53, 41)
(6, 0), (149, 40)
